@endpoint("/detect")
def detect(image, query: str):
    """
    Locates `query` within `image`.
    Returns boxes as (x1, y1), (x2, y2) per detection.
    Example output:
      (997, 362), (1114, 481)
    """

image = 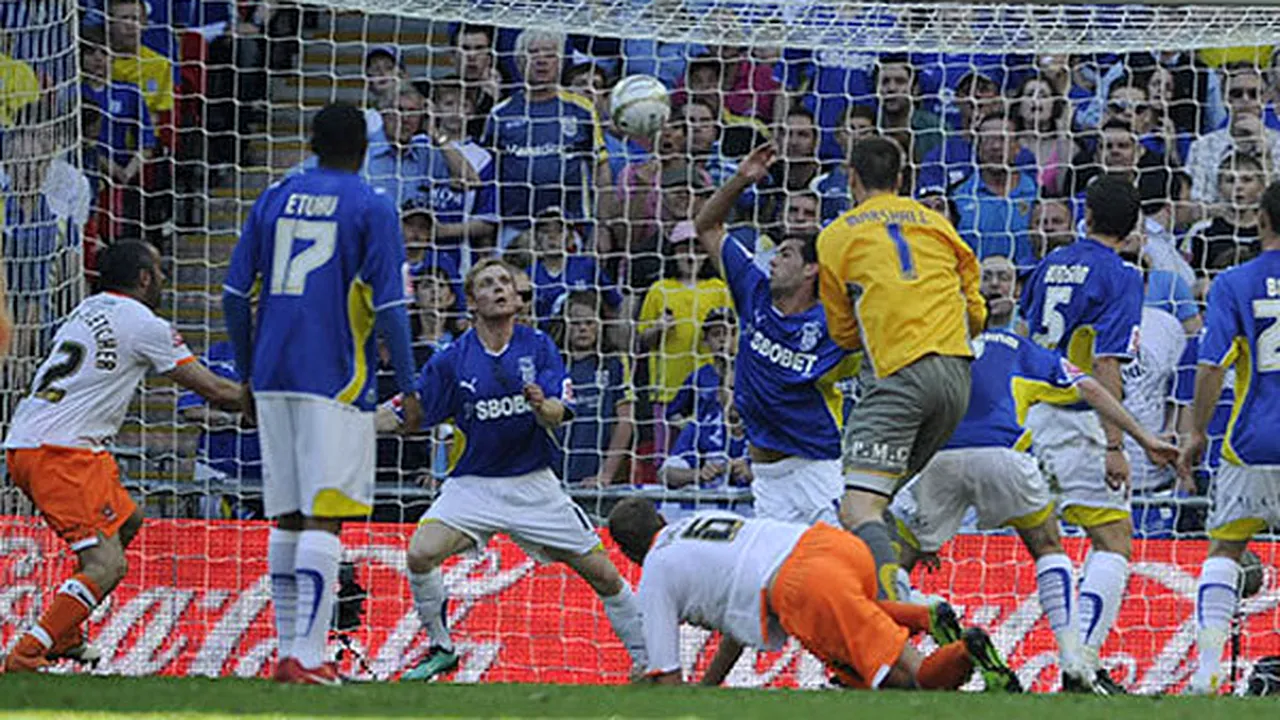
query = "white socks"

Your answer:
(268, 528), (300, 659)
(600, 584), (648, 668)
(409, 568), (454, 652)
(1192, 556), (1241, 691)
(1077, 551), (1129, 666)
(1035, 553), (1084, 676)
(293, 530), (342, 670)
